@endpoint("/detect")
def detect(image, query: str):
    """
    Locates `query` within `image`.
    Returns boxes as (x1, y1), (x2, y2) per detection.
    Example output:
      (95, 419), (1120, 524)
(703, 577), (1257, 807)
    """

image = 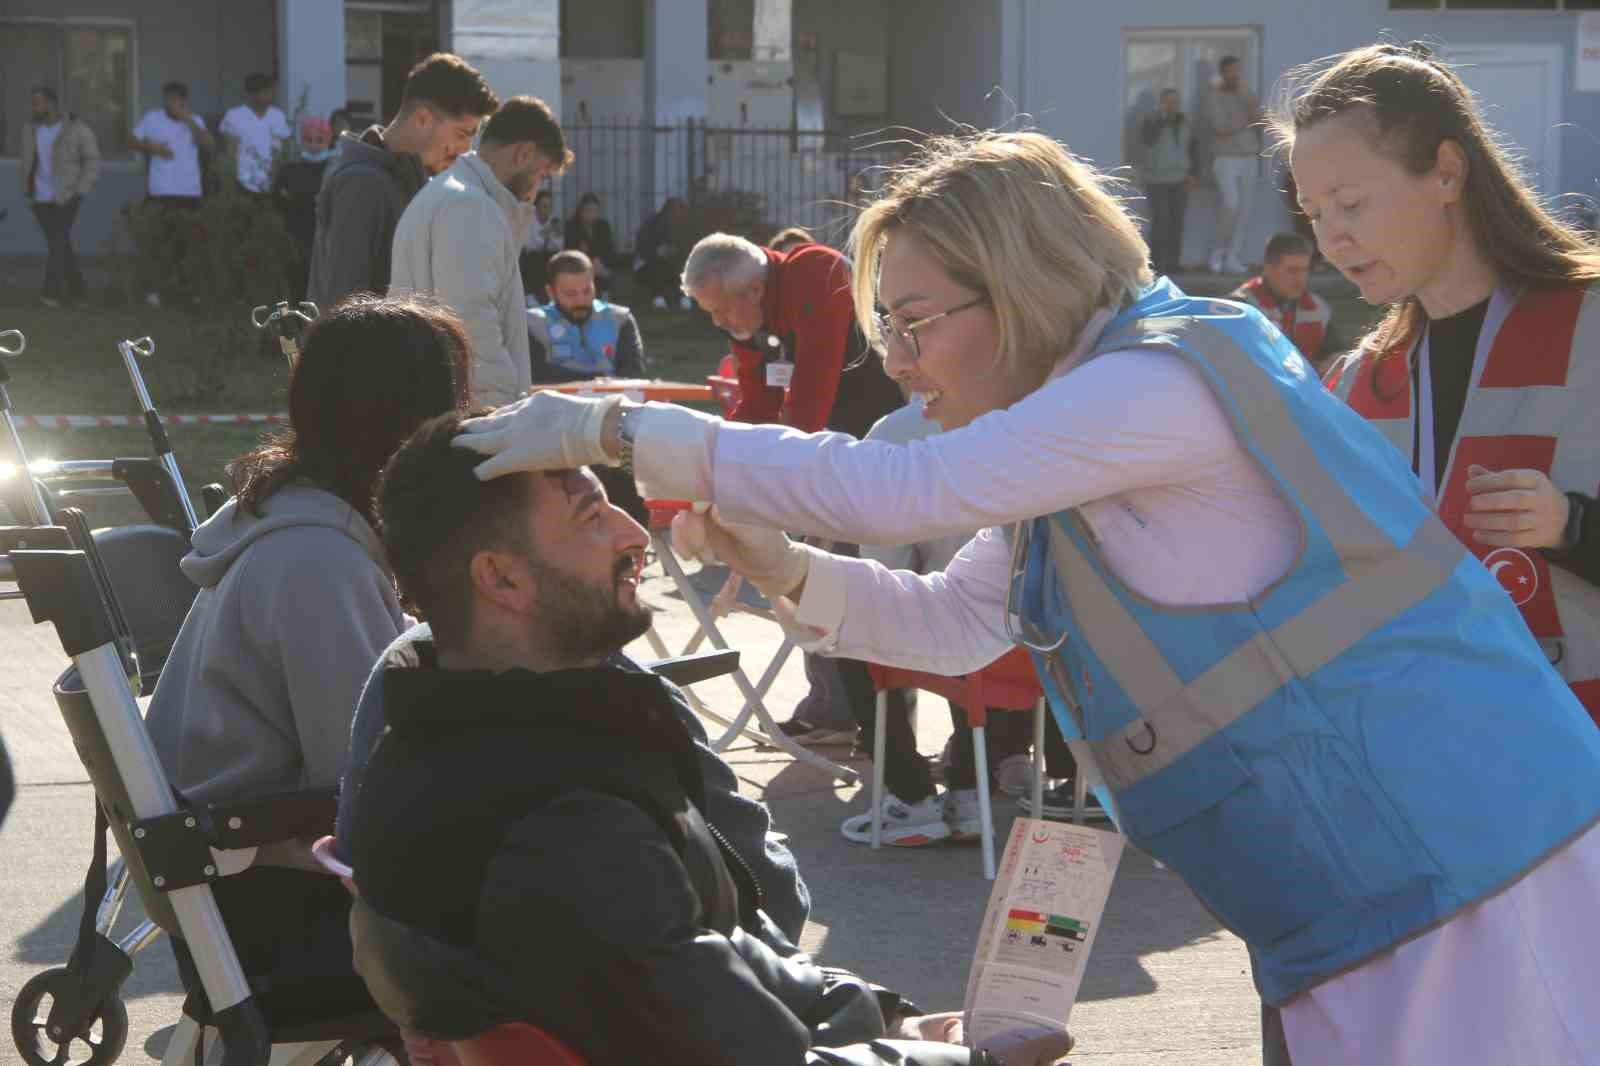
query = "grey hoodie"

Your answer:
(306, 126), (428, 310)
(146, 484), (407, 807)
